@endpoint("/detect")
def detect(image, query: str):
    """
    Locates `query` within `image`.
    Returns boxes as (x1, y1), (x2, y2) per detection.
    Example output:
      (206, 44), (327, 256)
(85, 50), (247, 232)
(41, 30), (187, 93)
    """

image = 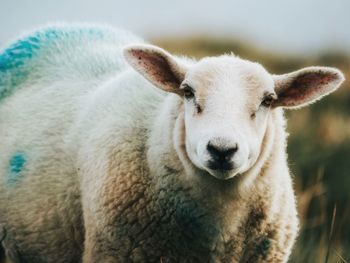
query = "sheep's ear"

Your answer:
(123, 44), (186, 95)
(272, 67), (345, 109)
